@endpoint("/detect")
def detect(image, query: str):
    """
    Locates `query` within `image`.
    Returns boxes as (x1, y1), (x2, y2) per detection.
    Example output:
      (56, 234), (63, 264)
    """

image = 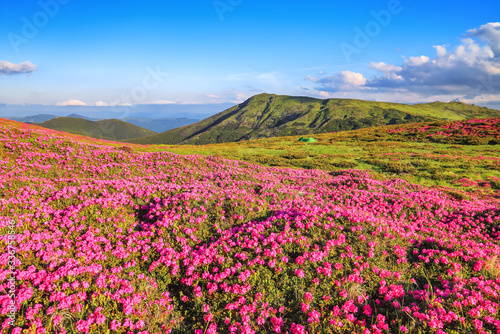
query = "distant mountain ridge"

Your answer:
(4, 114), (200, 132)
(36, 117), (156, 141)
(6, 114), (59, 123)
(0, 103), (233, 120)
(125, 93), (500, 145)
